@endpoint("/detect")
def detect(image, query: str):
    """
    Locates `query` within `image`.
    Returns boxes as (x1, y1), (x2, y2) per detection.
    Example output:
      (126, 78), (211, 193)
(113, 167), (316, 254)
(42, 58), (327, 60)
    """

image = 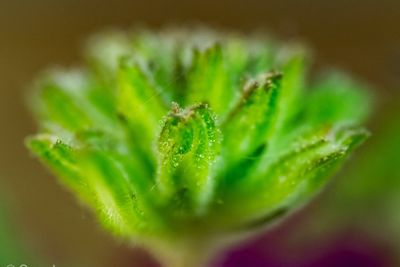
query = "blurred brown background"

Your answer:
(0, 0), (399, 266)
